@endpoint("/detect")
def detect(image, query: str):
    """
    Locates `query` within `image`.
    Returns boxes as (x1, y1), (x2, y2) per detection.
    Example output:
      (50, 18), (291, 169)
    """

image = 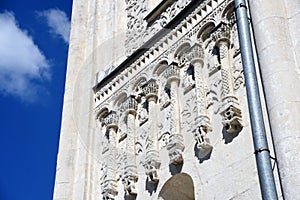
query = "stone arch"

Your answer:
(174, 42), (191, 59)
(96, 106), (109, 122)
(113, 91), (128, 107)
(158, 173), (195, 200)
(153, 59), (169, 77)
(132, 75), (148, 92)
(221, 1), (235, 22)
(197, 21), (216, 42)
